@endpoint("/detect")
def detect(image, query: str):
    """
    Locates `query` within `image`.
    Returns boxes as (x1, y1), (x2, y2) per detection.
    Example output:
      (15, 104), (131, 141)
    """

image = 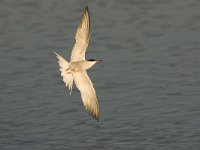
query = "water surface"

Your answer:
(0, 0), (200, 149)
